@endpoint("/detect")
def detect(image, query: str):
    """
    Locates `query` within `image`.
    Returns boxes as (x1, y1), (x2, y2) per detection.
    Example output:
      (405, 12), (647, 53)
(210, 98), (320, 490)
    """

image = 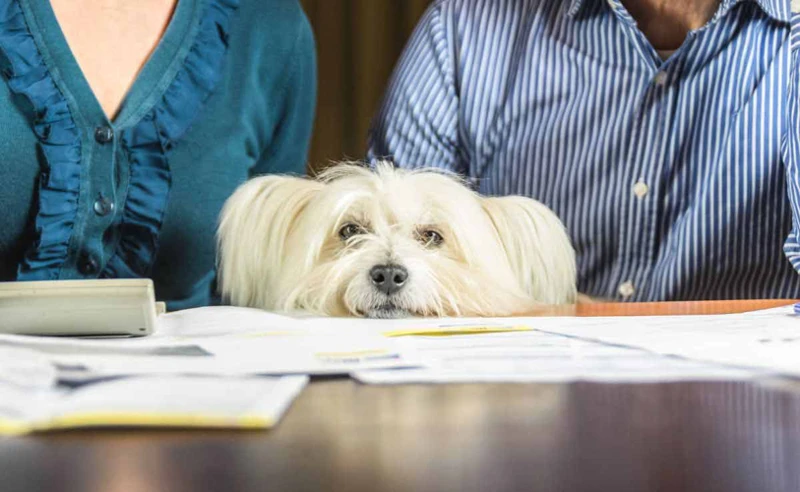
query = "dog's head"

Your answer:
(217, 163), (576, 317)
